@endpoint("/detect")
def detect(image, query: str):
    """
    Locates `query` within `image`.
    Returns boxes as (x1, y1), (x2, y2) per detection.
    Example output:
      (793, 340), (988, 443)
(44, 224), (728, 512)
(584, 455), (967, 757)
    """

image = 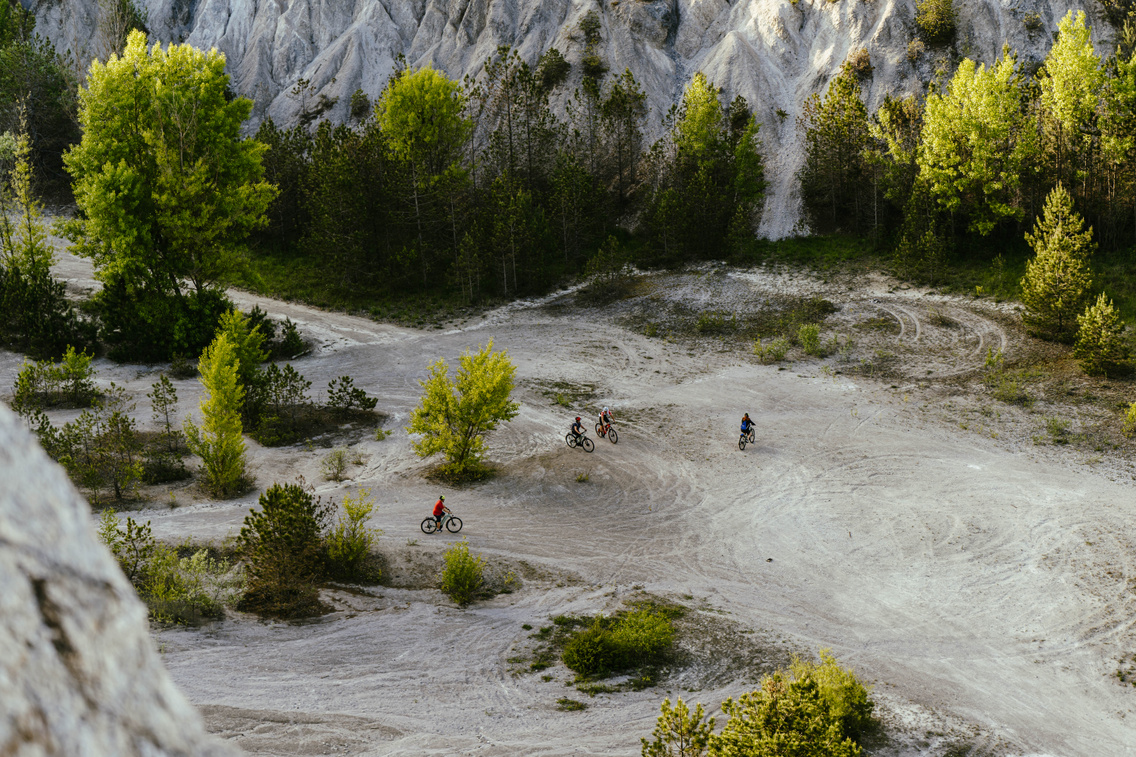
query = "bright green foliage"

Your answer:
(440, 537), (485, 606)
(797, 323), (822, 356)
(642, 697), (716, 757)
(1123, 402), (1136, 438)
(708, 673), (860, 757)
(915, 0), (956, 44)
(798, 67), (871, 234)
(238, 482), (333, 617)
(98, 512), (154, 584)
(406, 340), (520, 477)
(64, 30), (275, 296)
(1, 122), (52, 277)
(1041, 13), (1104, 138)
(326, 488), (382, 581)
(677, 73), (724, 160)
(562, 609), (675, 678)
(377, 66), (471, 183)
(918, 56), (1036, 235)
(1074, 293), (1128, 375)
(184, 333), (248, 496)
(789, 649), (875, 741)
(217, 308), (268, 388)
(11, 346), (96, 411)
(1020, 184), (1095, 342)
